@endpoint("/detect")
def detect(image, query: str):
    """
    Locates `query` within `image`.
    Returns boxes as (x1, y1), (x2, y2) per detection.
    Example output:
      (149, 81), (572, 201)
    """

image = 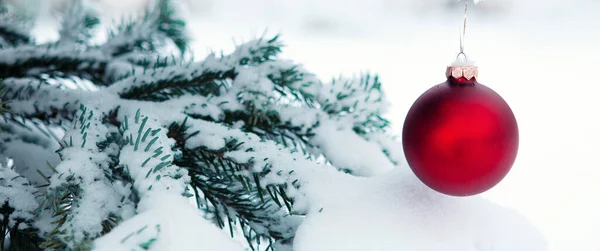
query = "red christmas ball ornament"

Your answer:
(402, 64), (519, 196)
